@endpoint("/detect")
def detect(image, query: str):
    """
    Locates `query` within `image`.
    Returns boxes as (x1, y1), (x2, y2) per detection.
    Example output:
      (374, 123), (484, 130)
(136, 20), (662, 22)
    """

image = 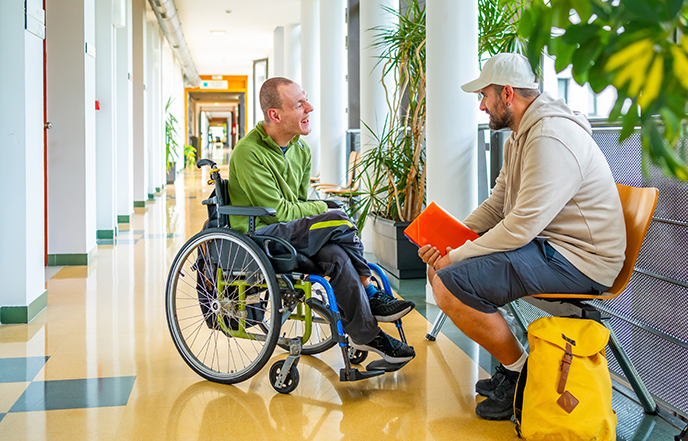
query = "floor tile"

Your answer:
(0, 382), (30, 413)
(10, 376), (136, 412)
(0, 407), (126, 441)
(0, 357), (49, 382)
